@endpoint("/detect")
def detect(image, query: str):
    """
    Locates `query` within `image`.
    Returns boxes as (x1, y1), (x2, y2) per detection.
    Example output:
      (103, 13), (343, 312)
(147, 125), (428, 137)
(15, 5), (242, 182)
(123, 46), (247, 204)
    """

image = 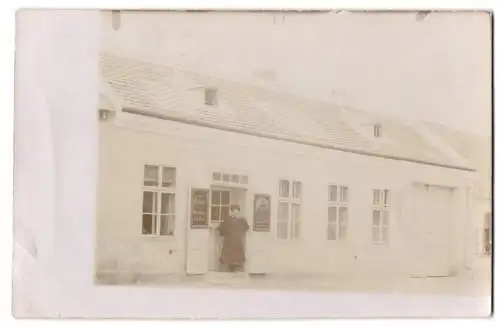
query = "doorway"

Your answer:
(208, 186), (248, 272)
